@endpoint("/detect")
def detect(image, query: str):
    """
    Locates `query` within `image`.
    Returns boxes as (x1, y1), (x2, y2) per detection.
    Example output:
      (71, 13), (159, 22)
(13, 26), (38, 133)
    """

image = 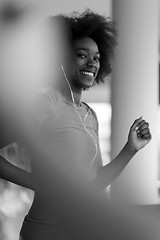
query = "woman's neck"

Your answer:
(54, 80), (83, 106)
(71, 86), (83, 105)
